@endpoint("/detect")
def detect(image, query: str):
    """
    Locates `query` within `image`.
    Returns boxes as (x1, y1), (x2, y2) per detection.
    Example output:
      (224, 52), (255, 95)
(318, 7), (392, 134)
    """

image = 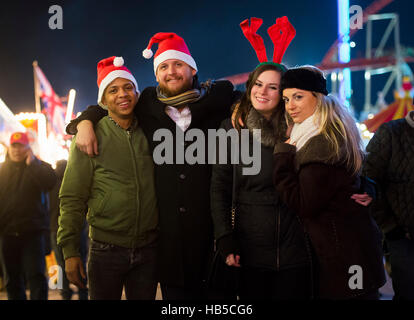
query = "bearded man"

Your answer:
(66, 33), (238, 299)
